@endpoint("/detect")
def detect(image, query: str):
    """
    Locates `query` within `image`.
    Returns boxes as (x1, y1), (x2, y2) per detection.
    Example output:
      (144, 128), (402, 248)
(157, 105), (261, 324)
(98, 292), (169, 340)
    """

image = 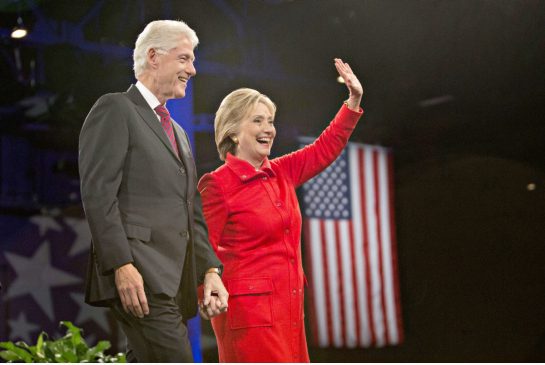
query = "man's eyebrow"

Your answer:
(178, 53), (195, 61)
